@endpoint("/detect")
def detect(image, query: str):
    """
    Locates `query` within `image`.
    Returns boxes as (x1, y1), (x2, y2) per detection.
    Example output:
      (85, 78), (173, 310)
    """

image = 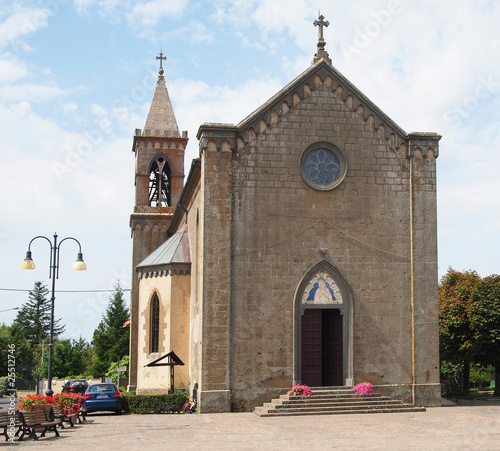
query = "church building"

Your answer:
(128, 17), (442, 413)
